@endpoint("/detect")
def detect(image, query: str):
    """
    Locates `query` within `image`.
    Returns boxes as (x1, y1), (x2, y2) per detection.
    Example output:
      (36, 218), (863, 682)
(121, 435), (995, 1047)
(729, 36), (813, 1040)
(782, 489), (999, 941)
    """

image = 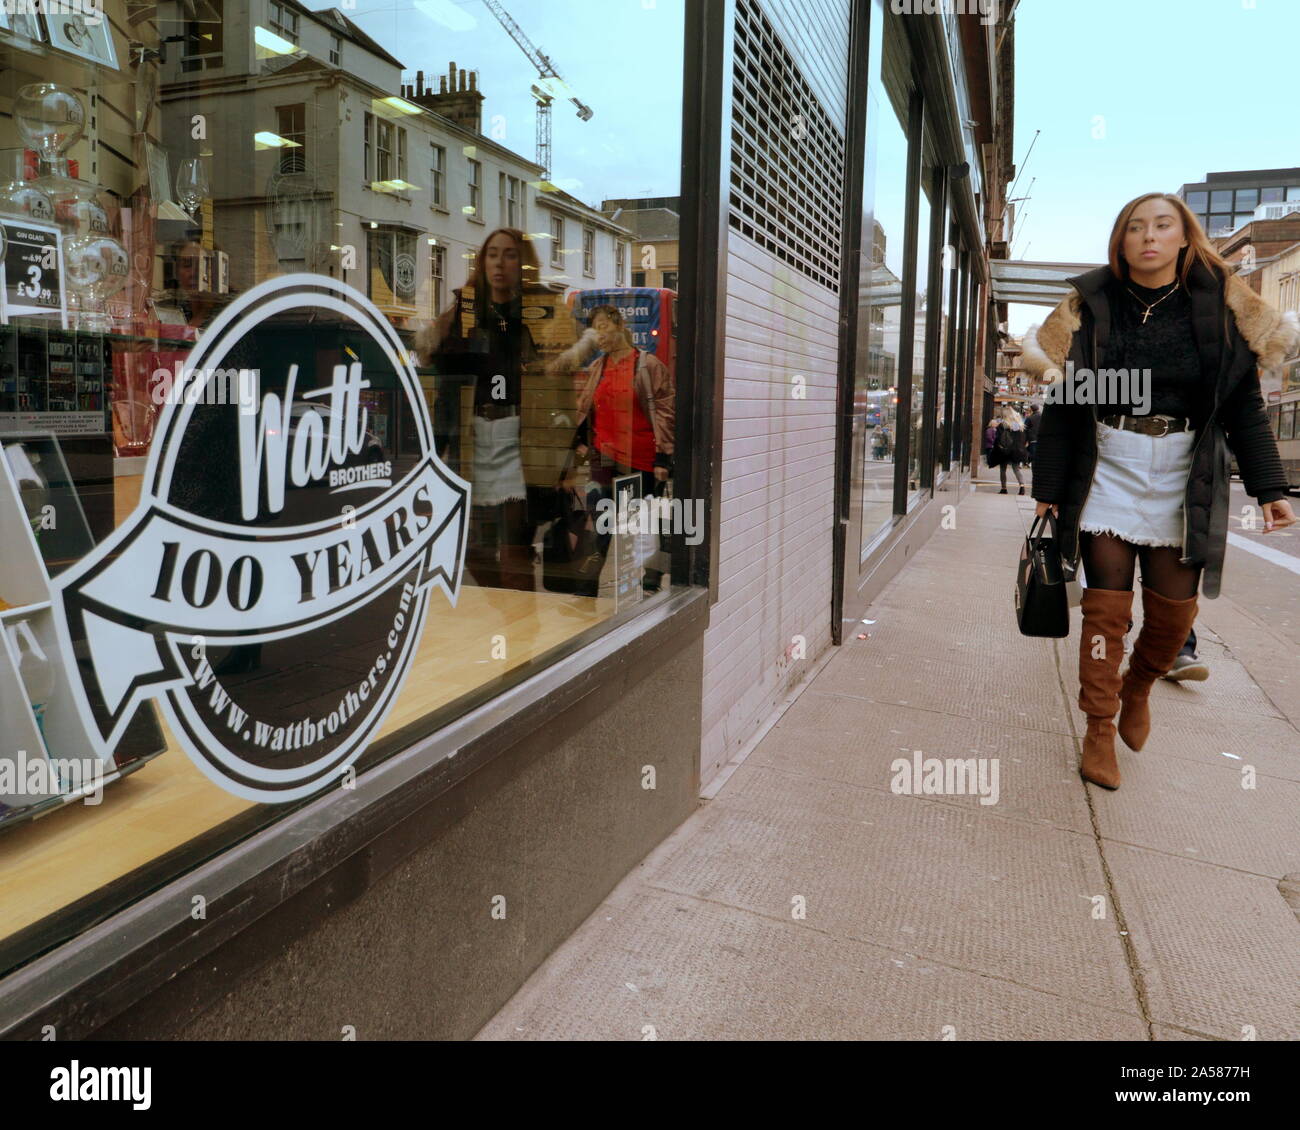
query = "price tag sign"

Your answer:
(1, 219), (68, 328)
